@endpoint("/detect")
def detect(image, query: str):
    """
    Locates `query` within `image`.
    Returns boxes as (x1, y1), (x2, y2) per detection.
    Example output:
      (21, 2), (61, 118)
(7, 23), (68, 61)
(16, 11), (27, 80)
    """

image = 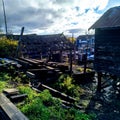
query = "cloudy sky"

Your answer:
(0, 0), (120, 37)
